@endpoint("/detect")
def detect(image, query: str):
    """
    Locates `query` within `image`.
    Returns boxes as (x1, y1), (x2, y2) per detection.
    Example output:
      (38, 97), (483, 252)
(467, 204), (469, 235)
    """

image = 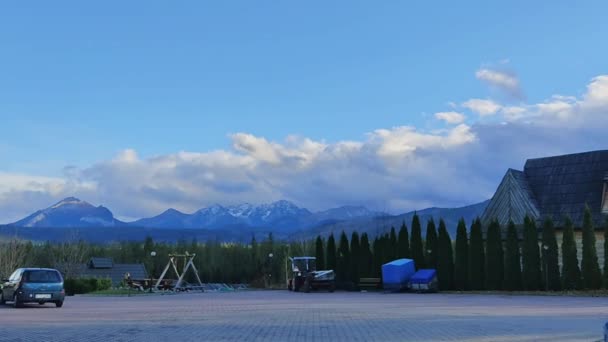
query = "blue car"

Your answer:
(1, 268), (65, 308)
